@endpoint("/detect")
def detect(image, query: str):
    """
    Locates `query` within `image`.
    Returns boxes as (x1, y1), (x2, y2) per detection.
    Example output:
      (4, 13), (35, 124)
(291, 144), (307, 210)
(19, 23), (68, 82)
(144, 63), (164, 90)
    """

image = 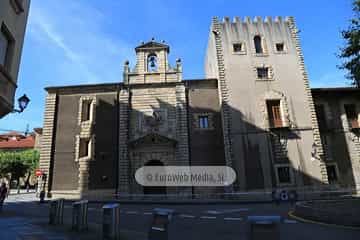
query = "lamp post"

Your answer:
(12, 94), (30, 113)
